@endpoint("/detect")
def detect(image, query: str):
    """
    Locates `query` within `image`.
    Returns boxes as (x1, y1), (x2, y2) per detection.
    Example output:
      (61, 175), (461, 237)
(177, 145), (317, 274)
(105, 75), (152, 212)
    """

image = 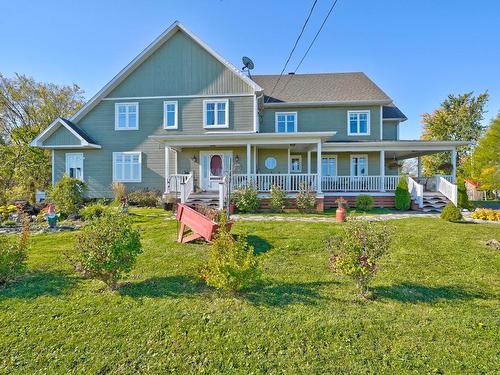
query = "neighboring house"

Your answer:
(31, 21), (467, 211)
